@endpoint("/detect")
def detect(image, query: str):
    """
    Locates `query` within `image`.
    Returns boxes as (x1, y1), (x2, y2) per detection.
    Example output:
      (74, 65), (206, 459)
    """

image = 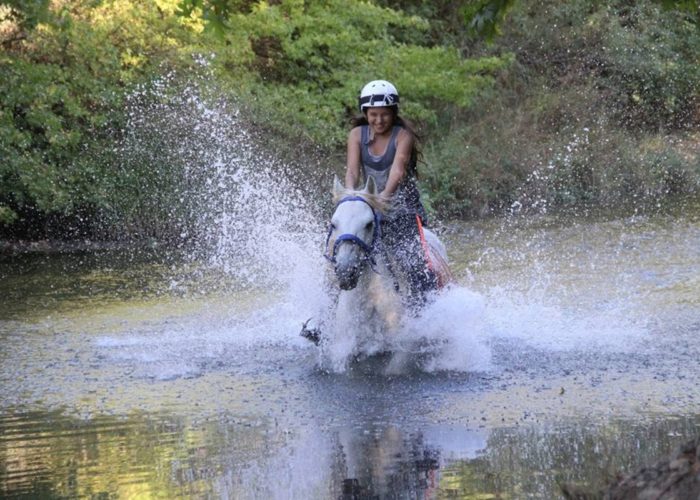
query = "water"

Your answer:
(1, 204), (699, 498)
(1, 84), (699, 498)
